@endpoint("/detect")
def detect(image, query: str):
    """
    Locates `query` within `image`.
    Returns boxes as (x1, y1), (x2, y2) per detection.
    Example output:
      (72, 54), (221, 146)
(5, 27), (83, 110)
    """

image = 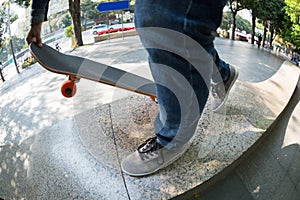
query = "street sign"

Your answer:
(96, 1), (129, 12)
